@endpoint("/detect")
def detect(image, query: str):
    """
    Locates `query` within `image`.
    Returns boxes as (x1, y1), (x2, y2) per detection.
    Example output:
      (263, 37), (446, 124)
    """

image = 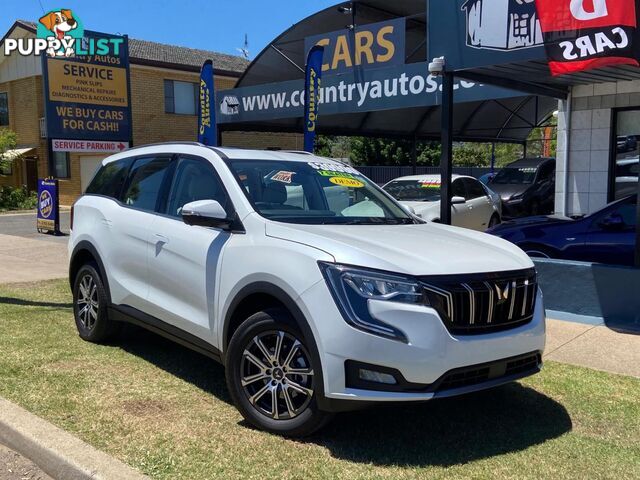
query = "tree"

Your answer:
(0, 129), (19, 173)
